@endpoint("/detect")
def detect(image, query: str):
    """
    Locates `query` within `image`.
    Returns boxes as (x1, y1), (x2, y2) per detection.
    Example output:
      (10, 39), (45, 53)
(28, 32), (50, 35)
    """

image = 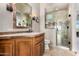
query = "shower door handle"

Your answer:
(68, 41), (71, 44)
(68, 41), (71, 50)
(67, 26), (69, 29)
